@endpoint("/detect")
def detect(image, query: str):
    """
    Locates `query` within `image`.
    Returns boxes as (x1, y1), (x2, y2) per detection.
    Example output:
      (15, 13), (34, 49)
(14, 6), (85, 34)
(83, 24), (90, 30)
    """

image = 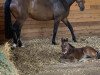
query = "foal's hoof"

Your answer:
(52, 42), (57, 45)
